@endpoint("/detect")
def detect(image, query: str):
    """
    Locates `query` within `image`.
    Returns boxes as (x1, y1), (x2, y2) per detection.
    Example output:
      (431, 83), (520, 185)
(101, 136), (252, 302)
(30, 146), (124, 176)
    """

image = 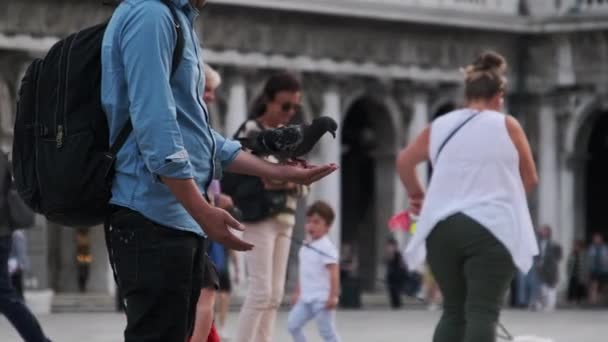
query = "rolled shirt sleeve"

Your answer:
(119, 3), (193, 180)
(212, 129), (242, 169)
